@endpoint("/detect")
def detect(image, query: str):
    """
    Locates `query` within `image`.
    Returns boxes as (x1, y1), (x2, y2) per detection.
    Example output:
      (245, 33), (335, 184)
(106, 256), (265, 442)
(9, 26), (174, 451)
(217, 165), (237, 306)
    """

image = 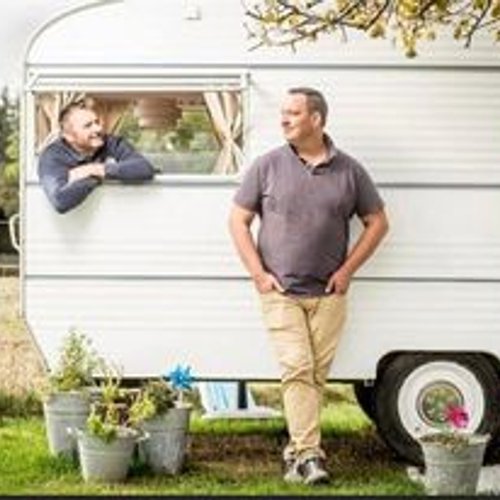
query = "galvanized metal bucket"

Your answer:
(420, 433), (490, 495)
(75, 428), (146, 483)
(139, 407), (191, 475)
(43, 392), (90, 458)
